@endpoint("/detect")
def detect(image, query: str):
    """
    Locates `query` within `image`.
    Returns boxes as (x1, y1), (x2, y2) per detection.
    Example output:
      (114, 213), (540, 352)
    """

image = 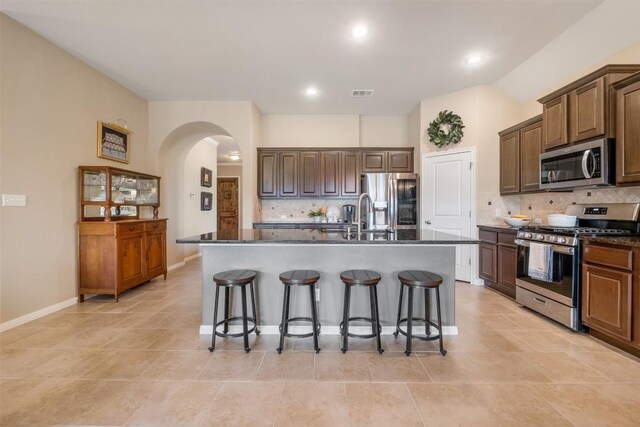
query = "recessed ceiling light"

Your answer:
(228, 151), (241, 161)
(465, 54), (484, 65)
(351, 24), (369, 39)
(305, 86), (319, 96)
